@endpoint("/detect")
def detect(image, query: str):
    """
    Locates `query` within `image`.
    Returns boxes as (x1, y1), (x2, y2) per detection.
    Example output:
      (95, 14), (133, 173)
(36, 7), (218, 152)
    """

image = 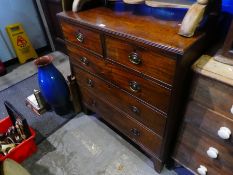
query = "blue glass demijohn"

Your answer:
(35, 55), (70, 115)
